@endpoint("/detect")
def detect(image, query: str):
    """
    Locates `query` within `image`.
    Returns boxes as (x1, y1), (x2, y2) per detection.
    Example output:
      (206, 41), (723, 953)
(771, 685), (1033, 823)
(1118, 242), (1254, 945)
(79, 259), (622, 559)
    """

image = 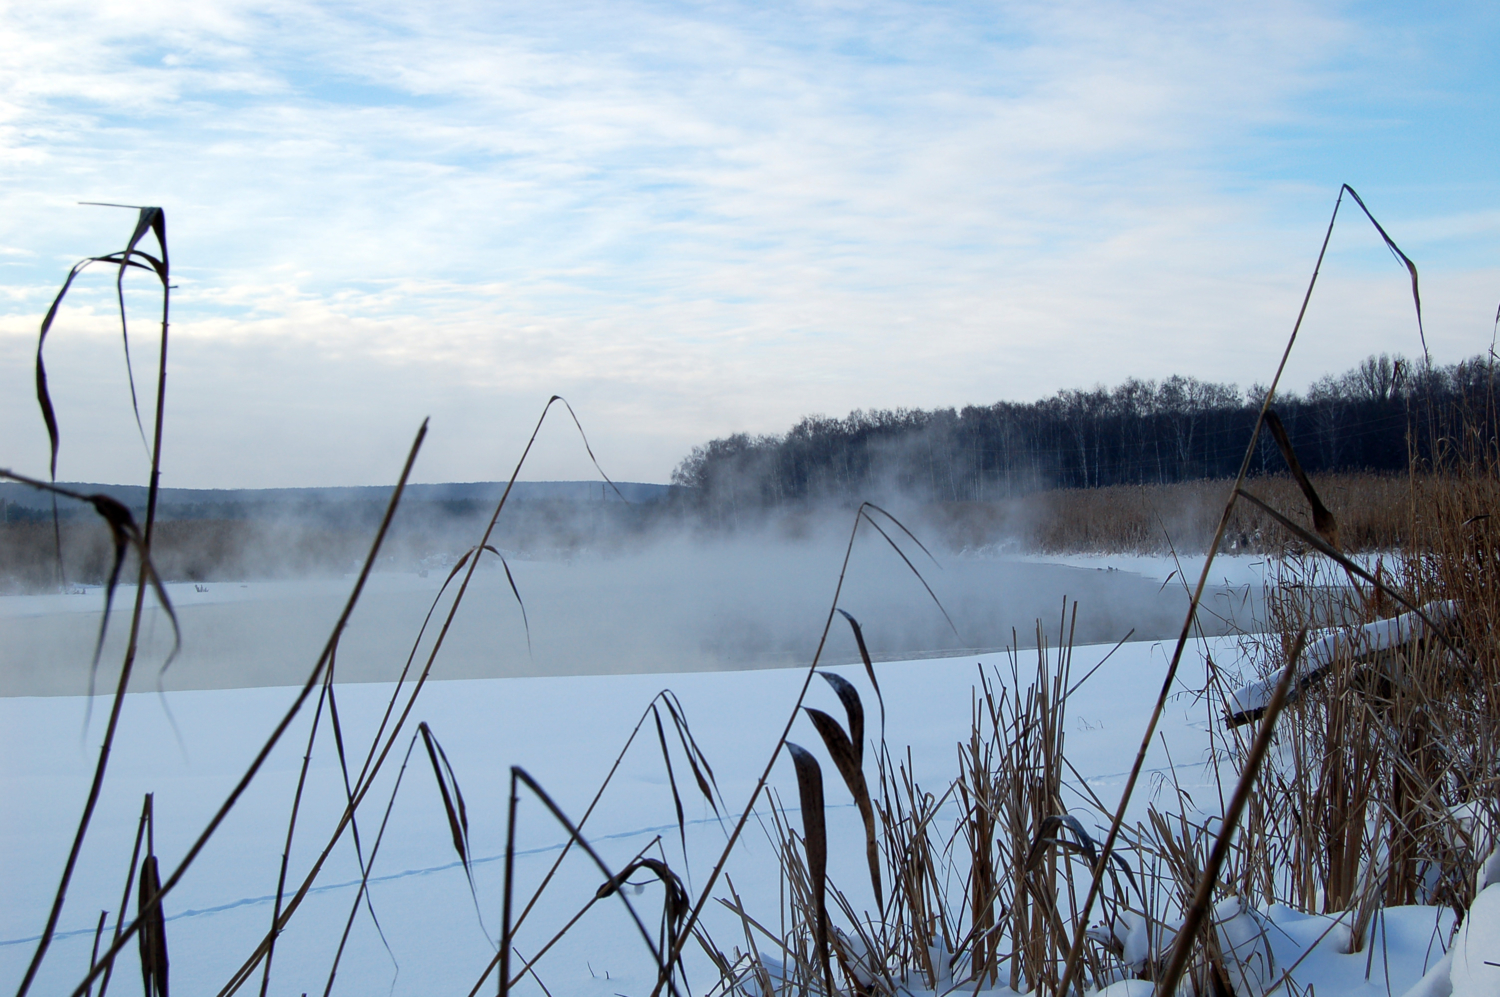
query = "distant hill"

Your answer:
(0, 480), (673, 522)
